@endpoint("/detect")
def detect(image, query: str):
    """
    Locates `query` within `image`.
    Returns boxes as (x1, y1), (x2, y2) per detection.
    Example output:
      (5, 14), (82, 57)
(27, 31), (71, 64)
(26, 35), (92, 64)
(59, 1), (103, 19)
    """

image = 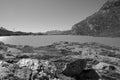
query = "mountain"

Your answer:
(46, 30), (63, 35)
(71, 0), (120, 37)
(0, 27), (15, 36)
(0, 27), (44, 36)
(46, 30), (71, 35)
